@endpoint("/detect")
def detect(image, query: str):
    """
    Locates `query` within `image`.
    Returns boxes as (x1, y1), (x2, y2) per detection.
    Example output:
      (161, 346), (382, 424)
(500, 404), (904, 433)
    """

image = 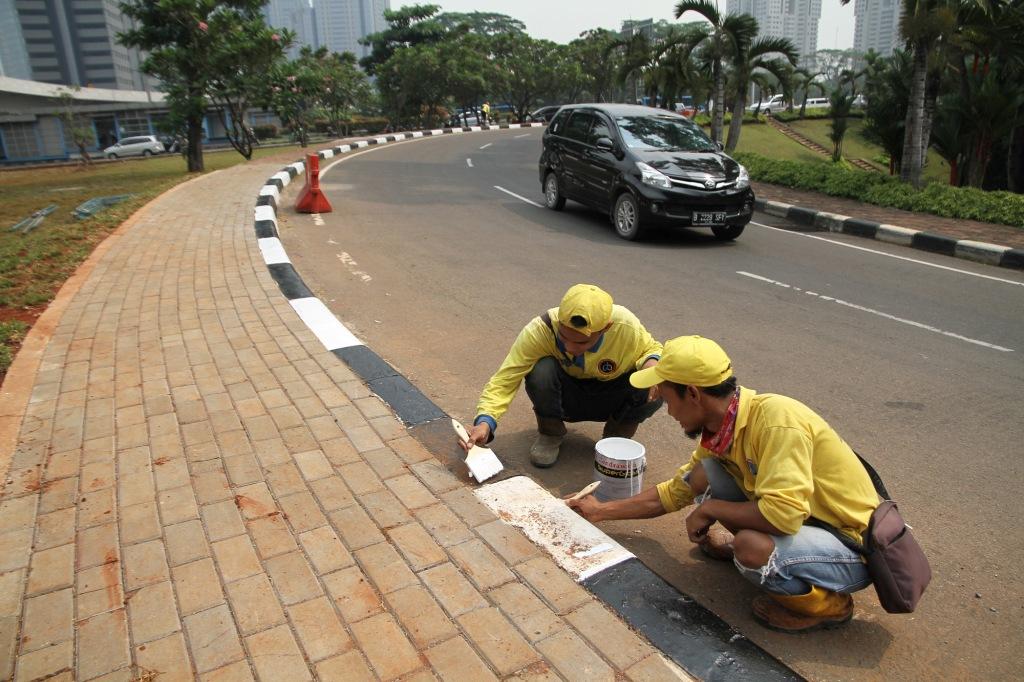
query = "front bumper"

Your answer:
(634, 184), (755, 227)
